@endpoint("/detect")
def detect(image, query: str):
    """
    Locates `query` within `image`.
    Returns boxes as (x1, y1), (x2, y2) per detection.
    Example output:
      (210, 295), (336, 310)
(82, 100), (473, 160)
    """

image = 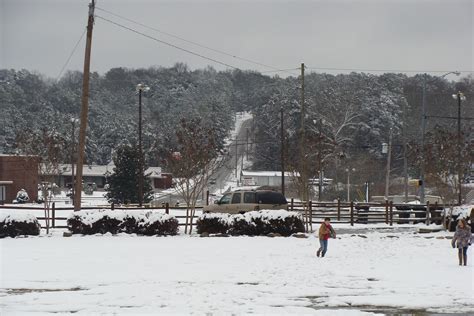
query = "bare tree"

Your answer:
(166, 118), (222, 234)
